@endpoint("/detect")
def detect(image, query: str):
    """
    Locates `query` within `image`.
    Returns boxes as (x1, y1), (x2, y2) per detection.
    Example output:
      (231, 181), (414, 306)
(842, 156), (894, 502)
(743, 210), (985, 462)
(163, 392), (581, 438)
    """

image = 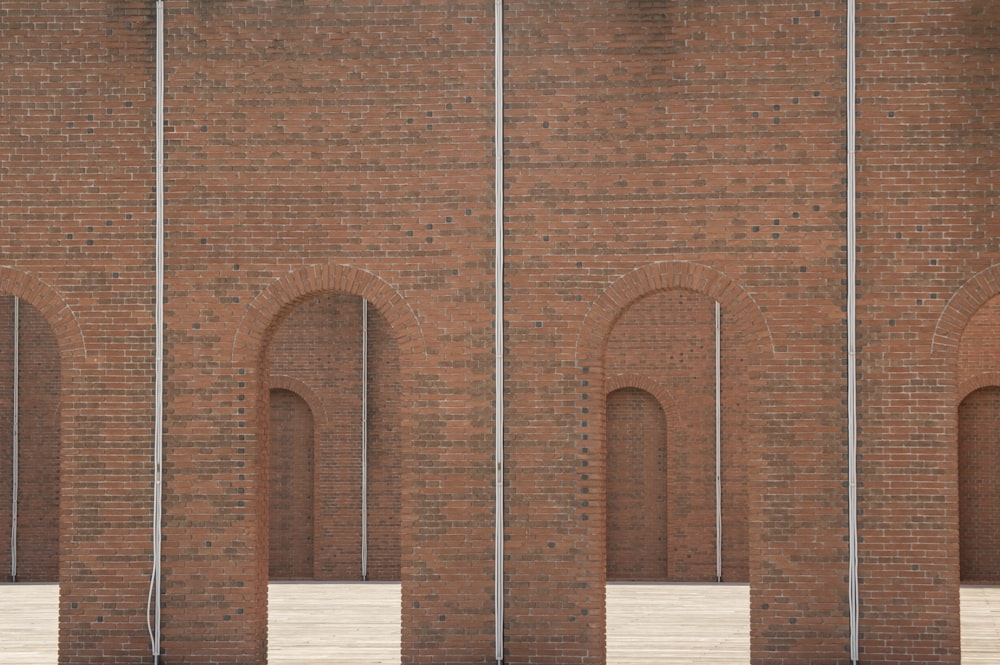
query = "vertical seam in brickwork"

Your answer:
(361, 299), (368, 582)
